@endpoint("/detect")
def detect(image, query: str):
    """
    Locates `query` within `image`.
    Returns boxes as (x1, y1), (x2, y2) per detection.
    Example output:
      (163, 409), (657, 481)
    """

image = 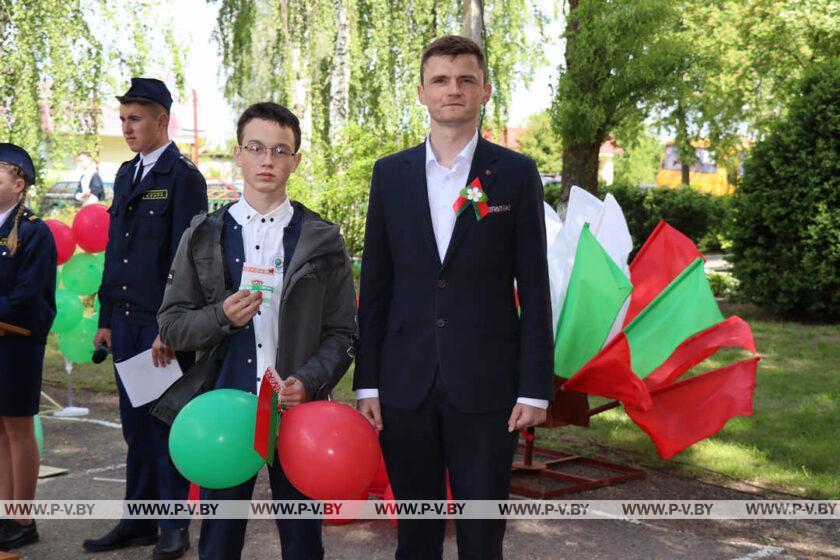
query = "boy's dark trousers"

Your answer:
(198, 451), (324, 560)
